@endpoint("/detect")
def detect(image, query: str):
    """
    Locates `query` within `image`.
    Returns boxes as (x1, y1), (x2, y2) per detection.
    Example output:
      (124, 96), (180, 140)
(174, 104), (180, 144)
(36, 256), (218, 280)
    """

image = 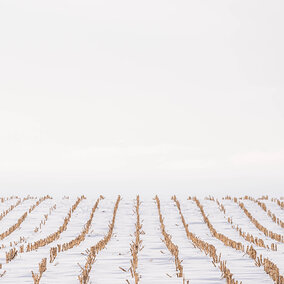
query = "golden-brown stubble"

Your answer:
(129, 195), (143, 283)
(29, 196), (104, 284)
(78, 196), (121, 284)
(154, 195), (184, 278)
(172, 196), (240, 284)
(230, 197), (284, 243)
(49, 196), (103, 263)
(31, 258), (47, 284)
(0, 196), (51, 241)
(271, 198), (284, 210)
(4, 196), (85, 265)
(243, 196), (284, 229)
(0, 198), (22, 222)
(34, 203), (57, 233)
(193, 196), (284, 284)
(212, 197), (278, 251)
